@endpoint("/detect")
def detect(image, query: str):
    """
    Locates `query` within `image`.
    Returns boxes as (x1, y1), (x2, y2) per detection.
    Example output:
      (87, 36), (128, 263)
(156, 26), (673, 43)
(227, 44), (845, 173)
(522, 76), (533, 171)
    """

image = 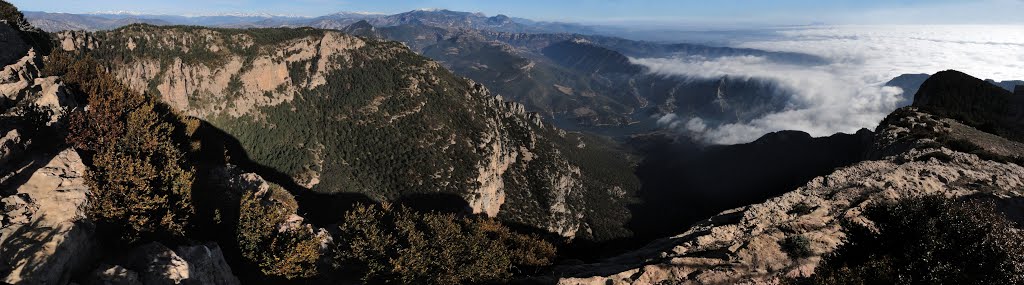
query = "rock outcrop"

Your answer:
(58, 25), (366, 119)
(0, 47), (39, 102)
(90, 242), (240, 285)
(55, 30), (98, 51)
(0, 149), (97, 285)
(557, 107), (1024, 284)
(0, 17), (99, 284)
